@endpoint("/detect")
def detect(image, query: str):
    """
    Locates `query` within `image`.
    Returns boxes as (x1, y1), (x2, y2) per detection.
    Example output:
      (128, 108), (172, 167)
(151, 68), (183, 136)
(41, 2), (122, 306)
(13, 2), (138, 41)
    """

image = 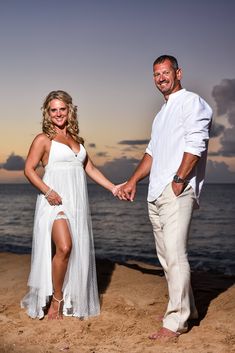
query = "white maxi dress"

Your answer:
(21, 140), (100, 319)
